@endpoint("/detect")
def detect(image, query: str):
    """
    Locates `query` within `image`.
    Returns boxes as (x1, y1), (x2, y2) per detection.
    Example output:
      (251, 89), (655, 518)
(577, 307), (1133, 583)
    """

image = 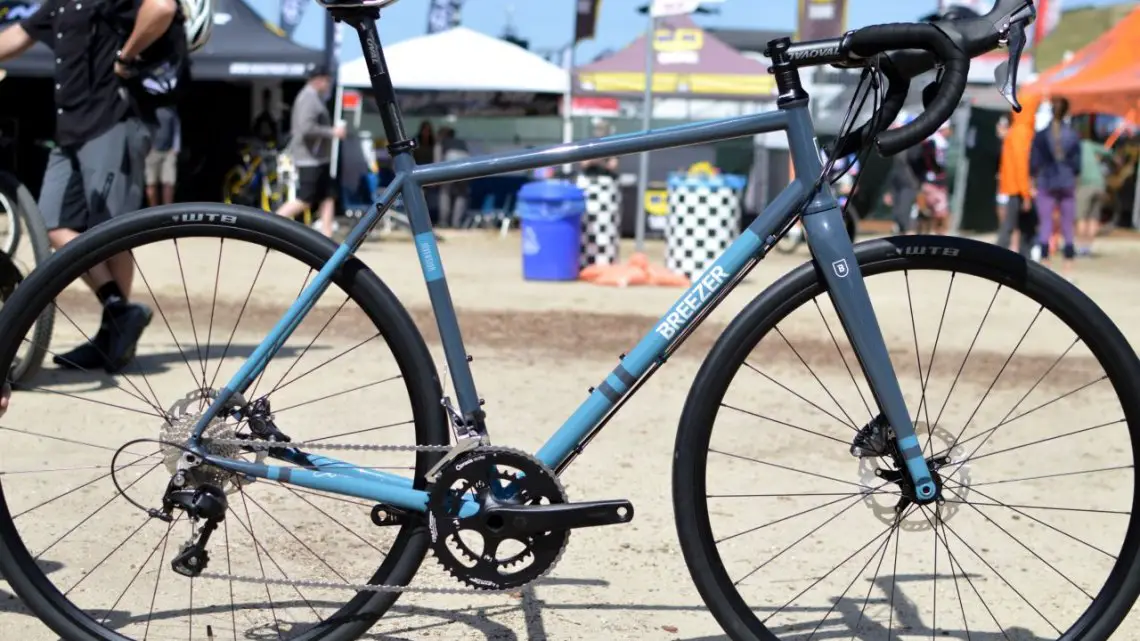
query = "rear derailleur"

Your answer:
(157, 480), (228, 578)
